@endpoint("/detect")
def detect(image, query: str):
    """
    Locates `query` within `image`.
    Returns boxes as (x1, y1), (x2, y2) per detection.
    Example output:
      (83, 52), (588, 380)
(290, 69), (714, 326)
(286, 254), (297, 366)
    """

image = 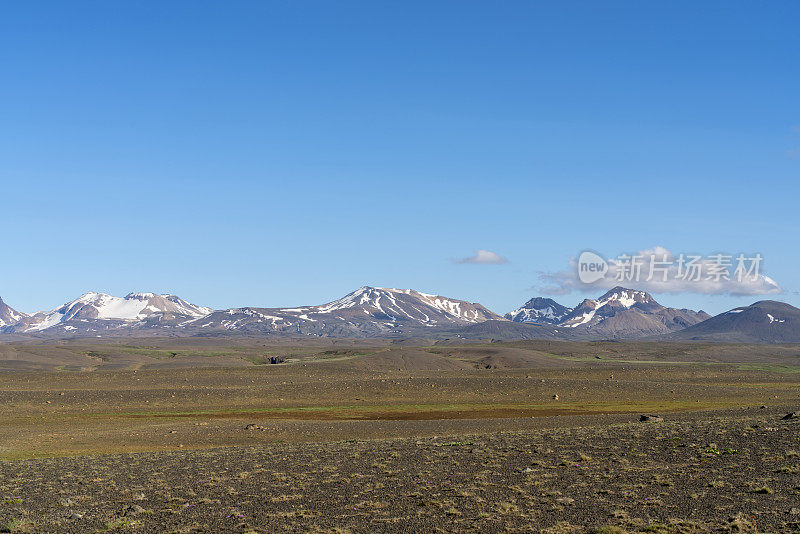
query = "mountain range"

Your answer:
(0, 286), (797, 343)
(1, 287), (501, 338)
(505, 287), (711, 339)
